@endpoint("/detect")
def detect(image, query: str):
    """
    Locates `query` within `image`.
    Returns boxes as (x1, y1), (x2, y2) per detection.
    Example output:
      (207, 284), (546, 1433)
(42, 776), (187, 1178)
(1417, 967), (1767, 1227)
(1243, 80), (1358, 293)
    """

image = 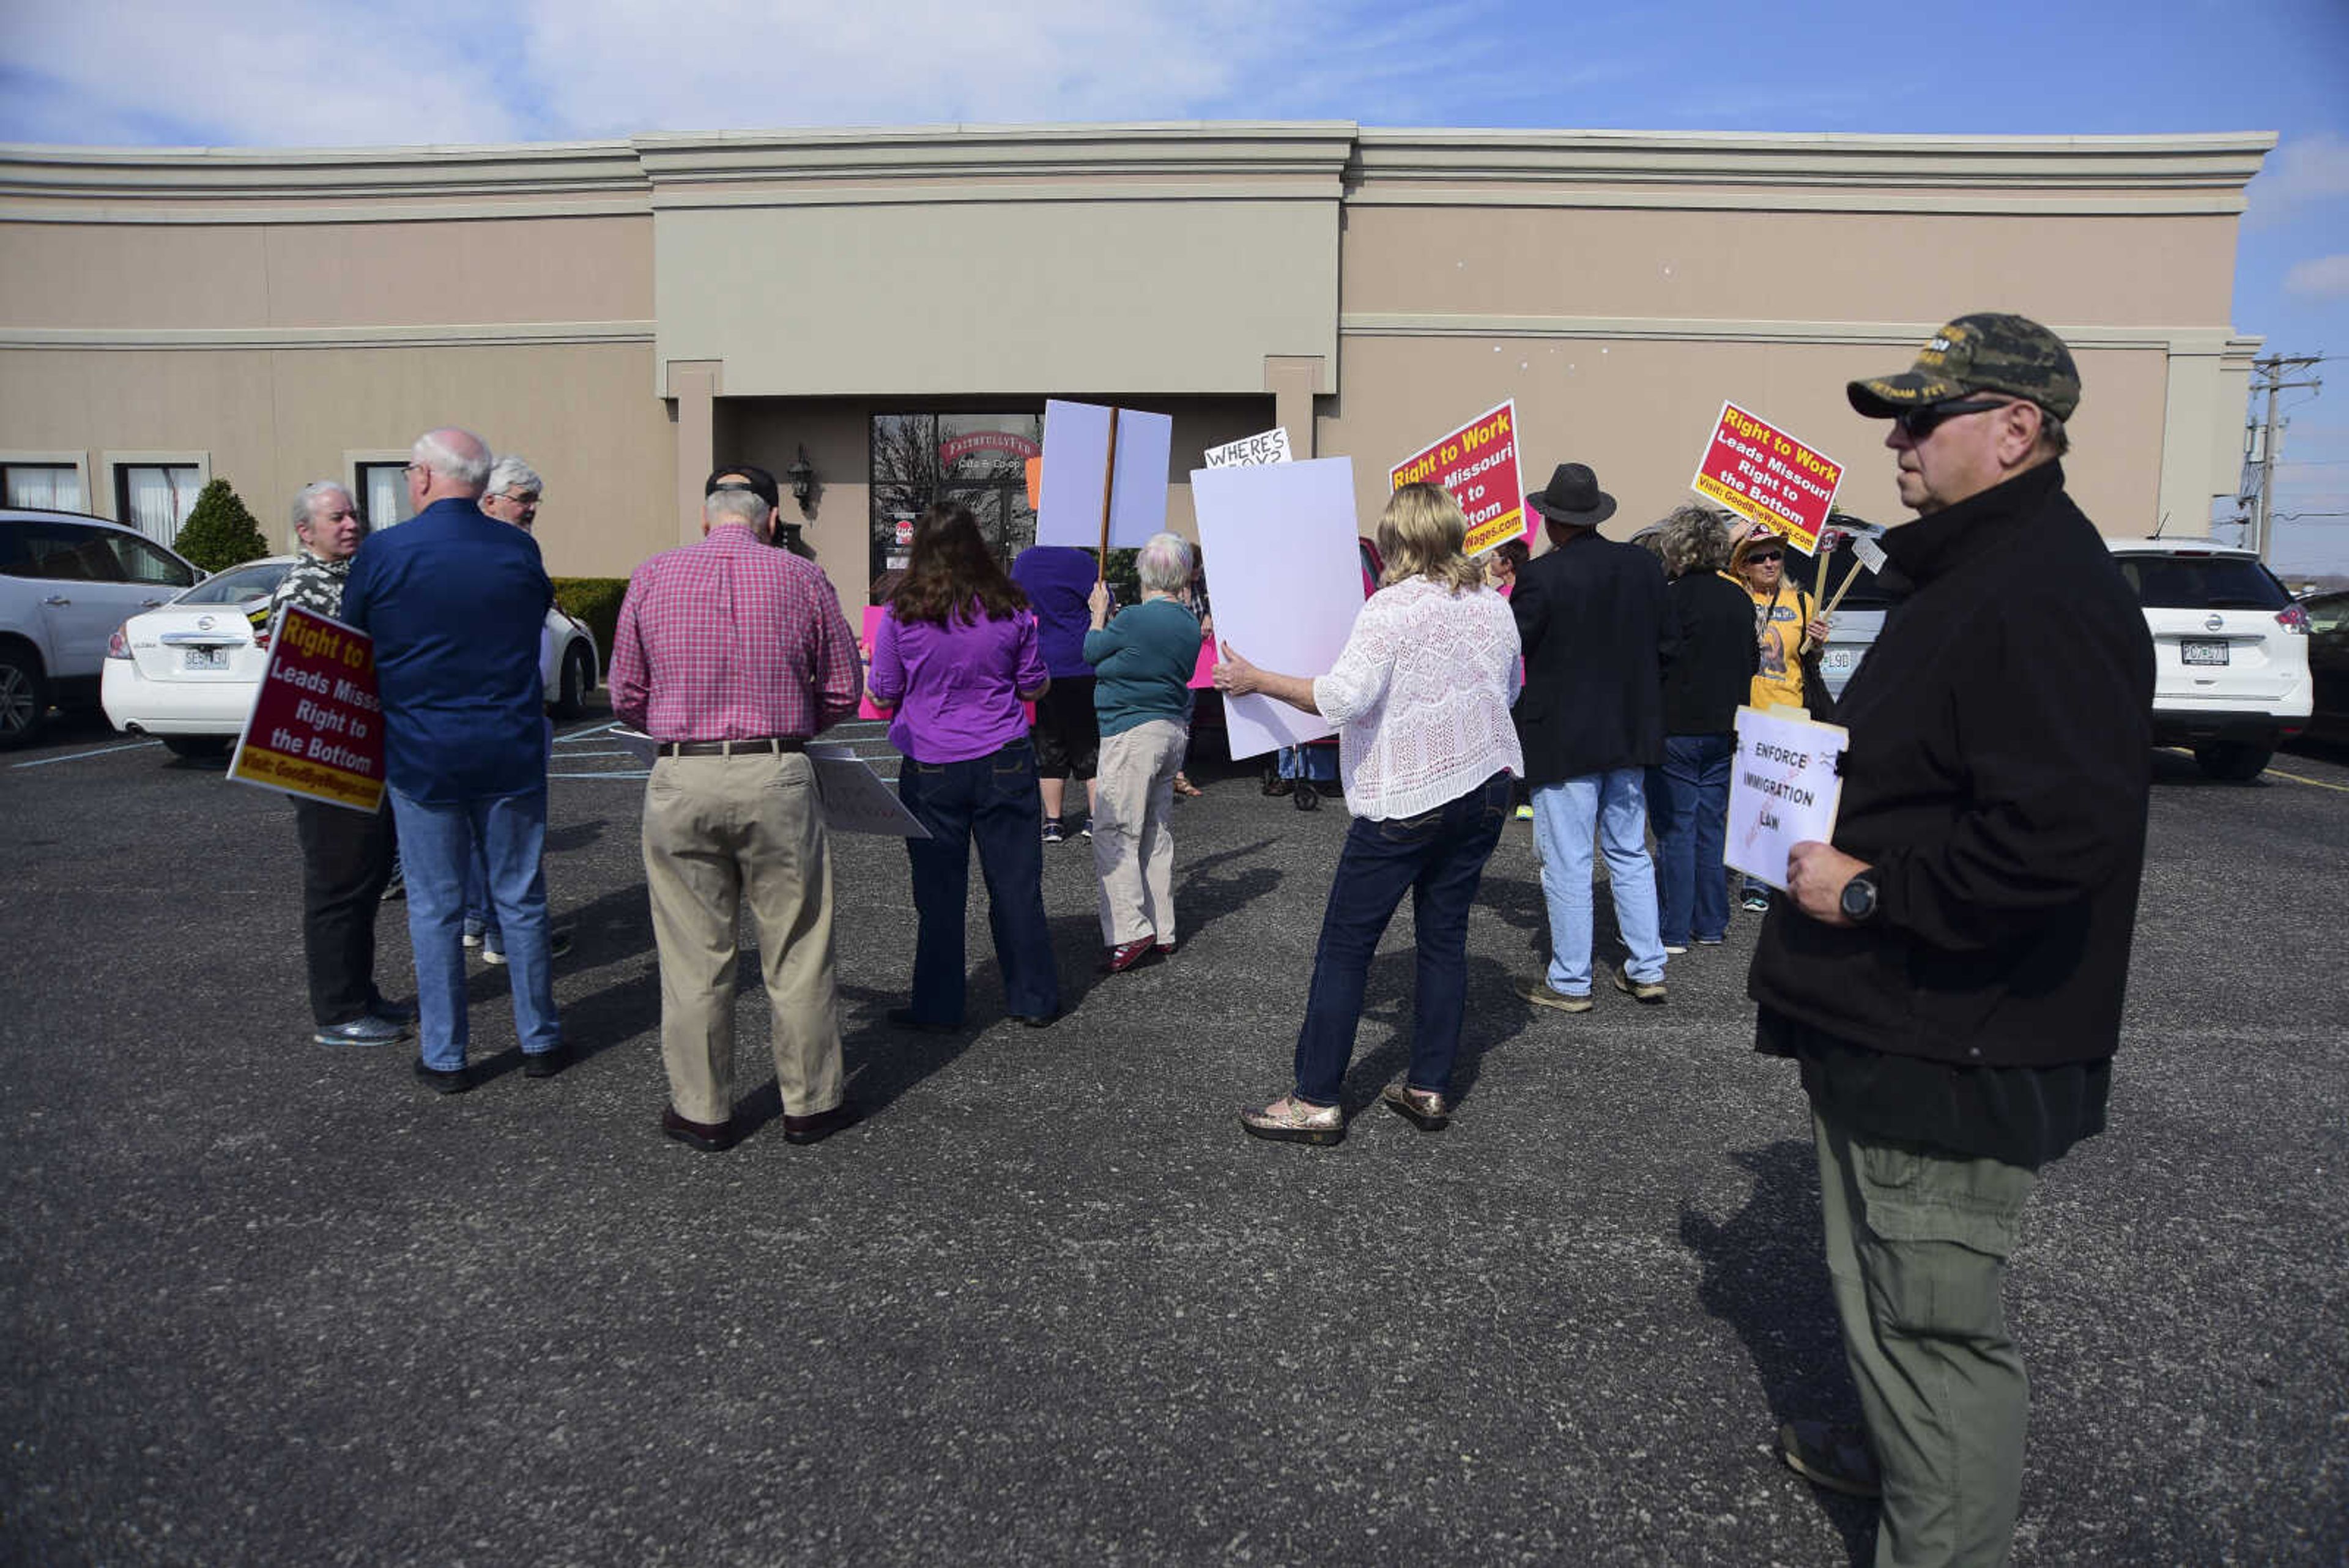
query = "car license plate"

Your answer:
(182, 647), (231, 671)
(1821, 648), (1857, 673)
(2181, 640), (2229, 667)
